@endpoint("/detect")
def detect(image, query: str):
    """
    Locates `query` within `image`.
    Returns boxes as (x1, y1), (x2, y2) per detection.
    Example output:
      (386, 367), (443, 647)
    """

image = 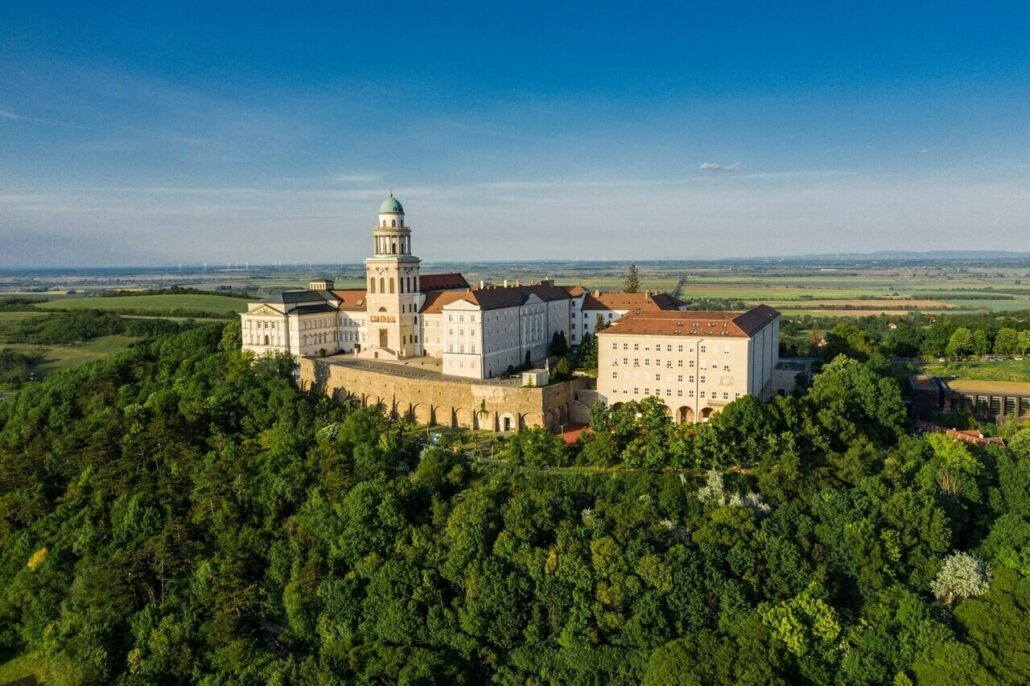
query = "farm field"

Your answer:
(35, 293), (248, 315)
